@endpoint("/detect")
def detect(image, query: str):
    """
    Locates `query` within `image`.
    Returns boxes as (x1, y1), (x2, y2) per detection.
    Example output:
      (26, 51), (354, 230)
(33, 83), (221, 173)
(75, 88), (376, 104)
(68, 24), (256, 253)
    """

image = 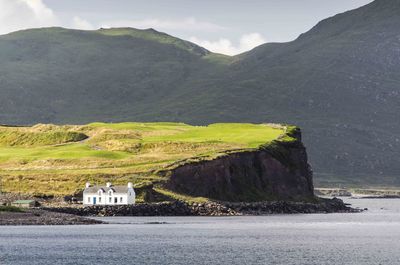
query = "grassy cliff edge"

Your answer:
(0, 123), (312, 202)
